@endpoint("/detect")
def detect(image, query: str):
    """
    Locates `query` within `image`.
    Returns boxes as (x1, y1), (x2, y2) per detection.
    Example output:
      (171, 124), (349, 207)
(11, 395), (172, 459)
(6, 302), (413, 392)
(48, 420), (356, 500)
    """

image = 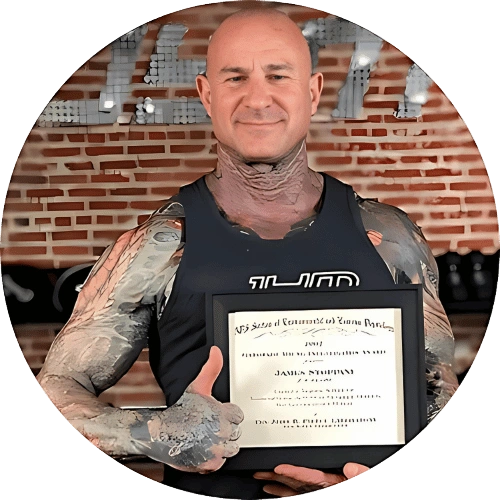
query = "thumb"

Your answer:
(186, 346), (223, 396)
(343, 462), (369, 479)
